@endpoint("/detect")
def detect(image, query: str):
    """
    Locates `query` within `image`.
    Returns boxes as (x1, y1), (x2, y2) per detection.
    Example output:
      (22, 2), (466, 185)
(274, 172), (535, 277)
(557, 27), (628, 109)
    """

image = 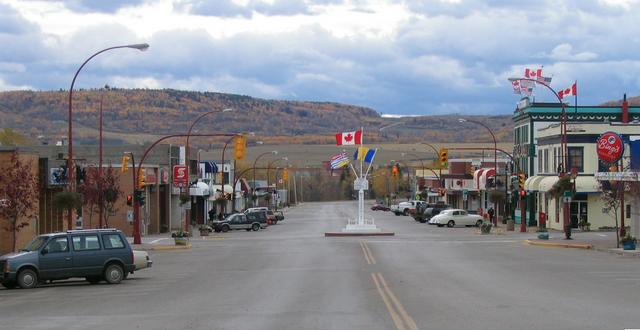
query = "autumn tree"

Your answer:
(0, 152), (38, 252)
(78, 166), (122, 228)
